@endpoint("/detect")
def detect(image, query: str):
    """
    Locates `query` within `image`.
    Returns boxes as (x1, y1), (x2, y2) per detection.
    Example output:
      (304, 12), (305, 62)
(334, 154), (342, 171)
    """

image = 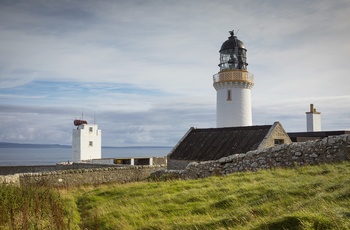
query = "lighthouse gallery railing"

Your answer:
(213, 71), (254, 84)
